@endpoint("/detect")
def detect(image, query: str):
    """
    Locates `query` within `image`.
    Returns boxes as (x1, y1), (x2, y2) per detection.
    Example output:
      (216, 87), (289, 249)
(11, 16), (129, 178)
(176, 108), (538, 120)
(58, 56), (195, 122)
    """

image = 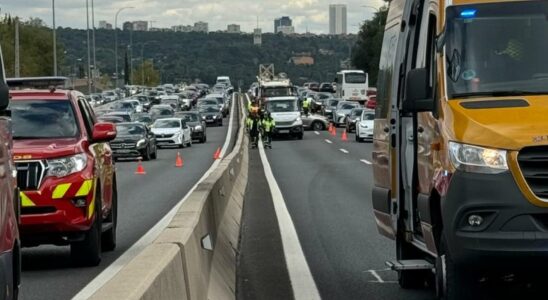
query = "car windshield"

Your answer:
(446, 2), (548, 98)
(153, 119), (180, 128)
(345, 73), (366, 84)
(266, 100), (297, 112)
(179, 114), (199, 122)
(112, 102), (133, 110)
(98, 116), (123, 123)
(200, 106), (219, 113)
(200, 100), (218, 106)
(150, 108), (173, 116)
(338, 102), (358, 110)
(136, 115), (152, 123)
(328, 100), (340, 108)
(11, 100), (79, 139)
(108, 113), (131, 122)
(103, 91), (115, 96)
(361, 111), (375, 120)
(117, 124), (145, 135)
(263, 87), (293, 97)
